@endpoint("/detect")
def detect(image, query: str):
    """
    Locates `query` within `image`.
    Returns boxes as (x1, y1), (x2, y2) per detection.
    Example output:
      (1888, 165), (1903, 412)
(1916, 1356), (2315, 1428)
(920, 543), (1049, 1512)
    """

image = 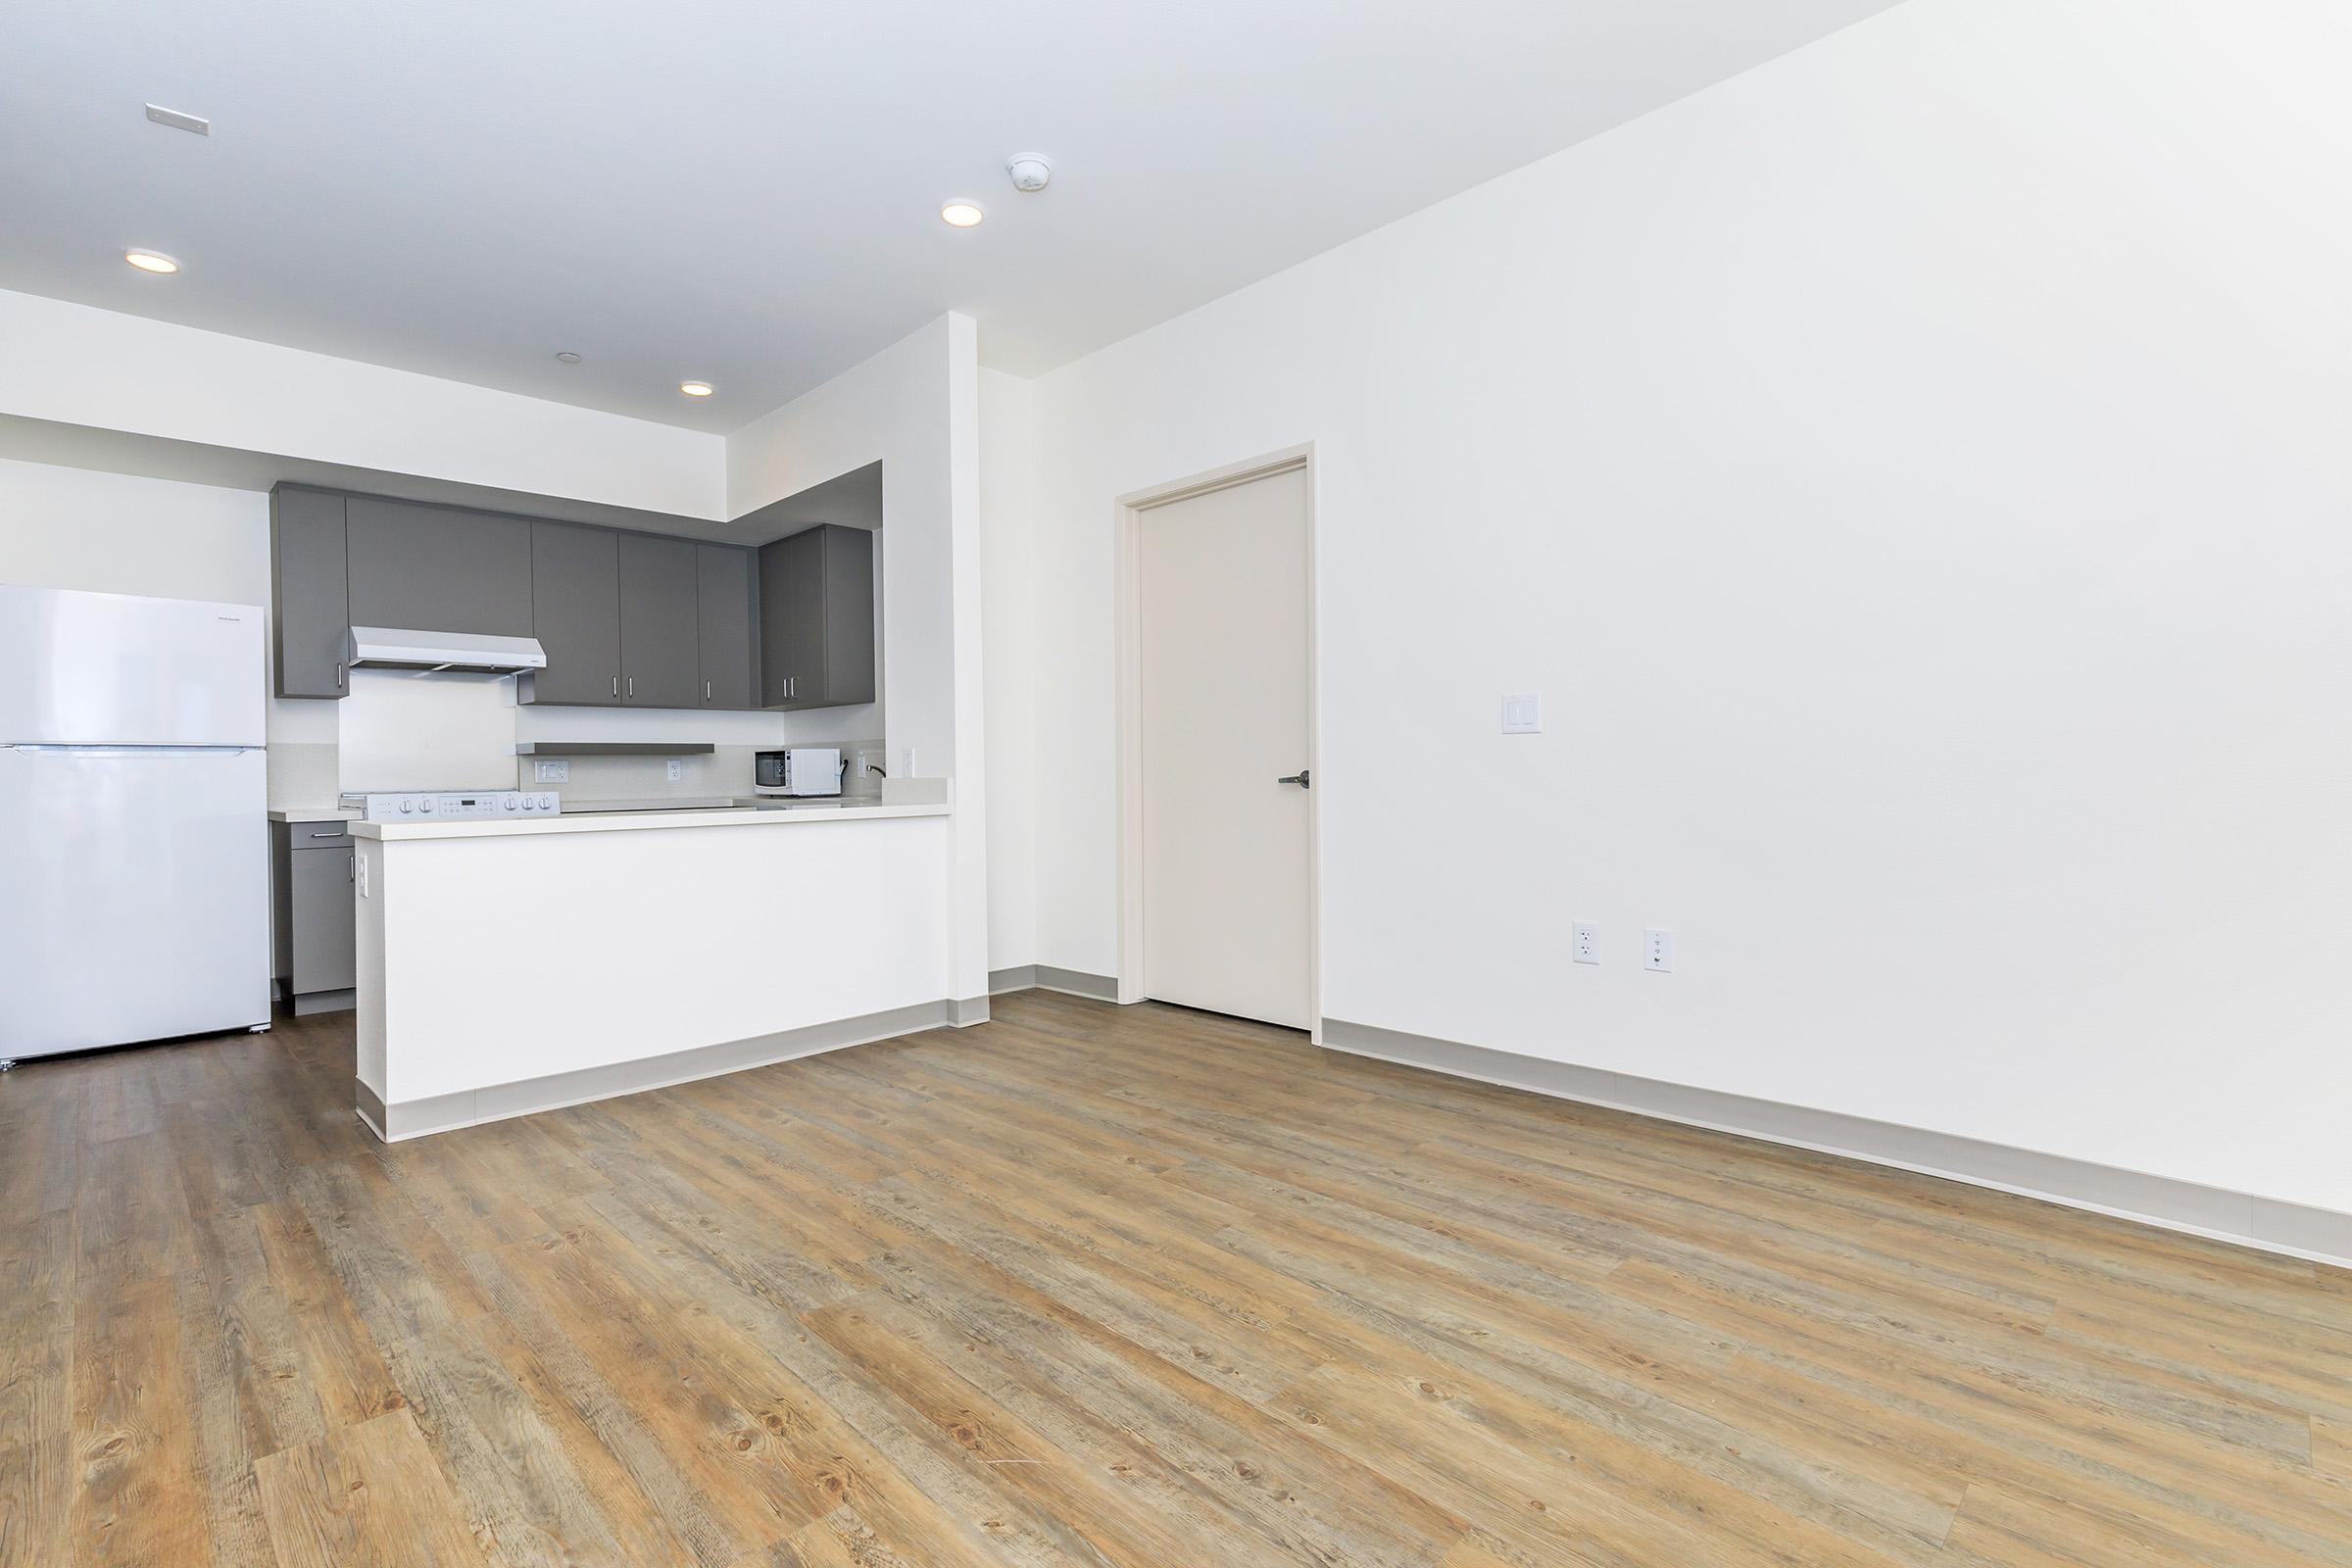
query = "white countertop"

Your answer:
(270, 808), (361, 823)
(352, 797), (946, 840)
